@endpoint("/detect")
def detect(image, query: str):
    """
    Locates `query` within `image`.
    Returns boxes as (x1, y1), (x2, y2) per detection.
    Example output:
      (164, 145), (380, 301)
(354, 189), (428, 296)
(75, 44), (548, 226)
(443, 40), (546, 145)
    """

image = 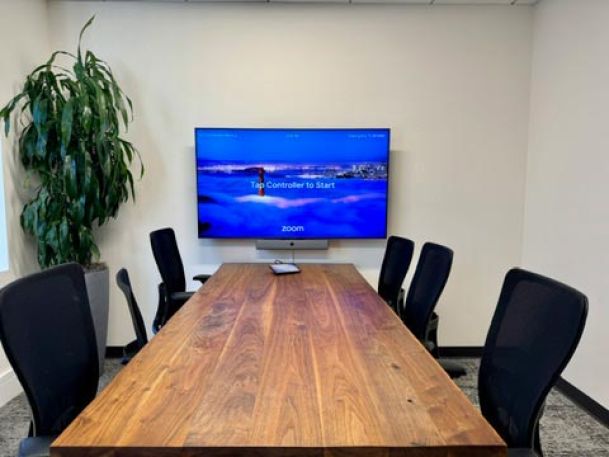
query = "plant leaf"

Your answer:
(60, 99), (74, 157)
(78, 15), (96, 61)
